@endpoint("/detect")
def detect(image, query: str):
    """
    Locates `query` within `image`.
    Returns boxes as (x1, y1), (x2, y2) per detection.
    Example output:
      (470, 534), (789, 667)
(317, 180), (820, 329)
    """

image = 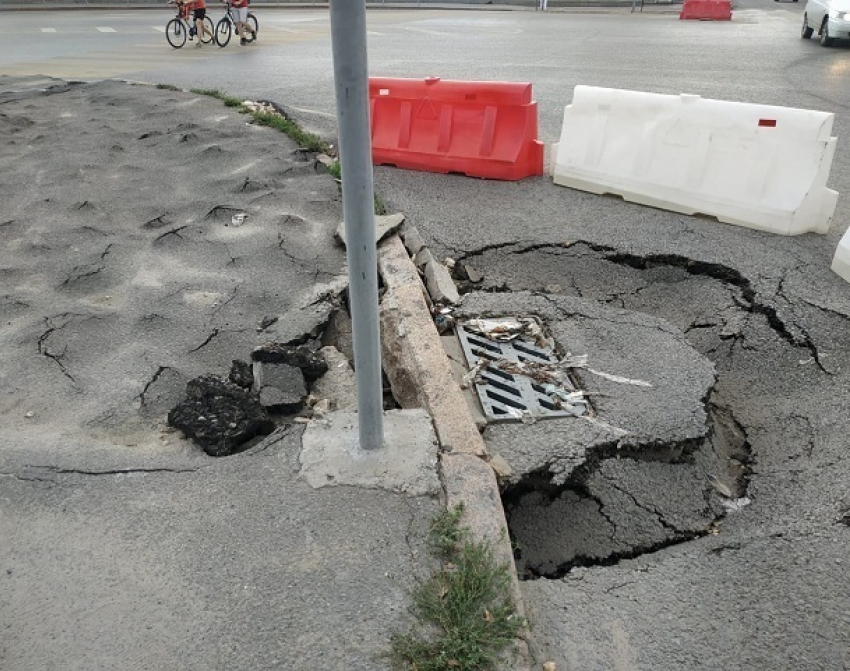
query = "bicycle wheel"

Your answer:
(246, 13), (258, 41)
(166, 18), (186, 49)
(215, 18), (232, 47)
(201, 16), (214, 44)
